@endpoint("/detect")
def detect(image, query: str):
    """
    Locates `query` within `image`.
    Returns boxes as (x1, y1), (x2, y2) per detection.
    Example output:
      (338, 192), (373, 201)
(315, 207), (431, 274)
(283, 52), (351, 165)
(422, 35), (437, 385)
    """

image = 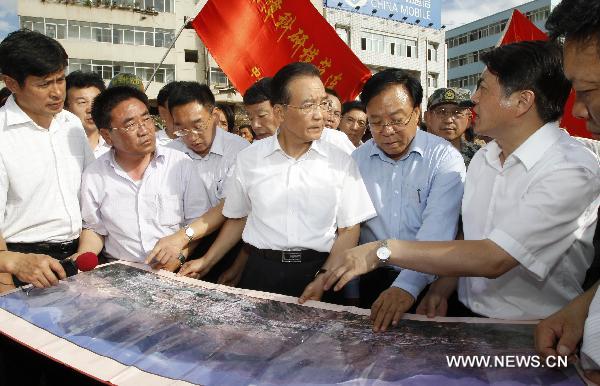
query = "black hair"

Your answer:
(157, 81), (180, 108)
(65, 71), (105, 105)
(546, 0), (600, 55)
(0, 87), (11, 108)
(360, 68), (423, 108)
(481, 40), (571, 123)
(167, 81), (215, 112)
(326, 88), (340, 101)
(243, 77), (272, 105)
(271, 62), (321, 105)
(91, 86), (149, 130)
(0, 30), (68, 86)
(238, 123), (256, 137)
(341, 101), (366, 115)
(216, 103), (235, 131)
